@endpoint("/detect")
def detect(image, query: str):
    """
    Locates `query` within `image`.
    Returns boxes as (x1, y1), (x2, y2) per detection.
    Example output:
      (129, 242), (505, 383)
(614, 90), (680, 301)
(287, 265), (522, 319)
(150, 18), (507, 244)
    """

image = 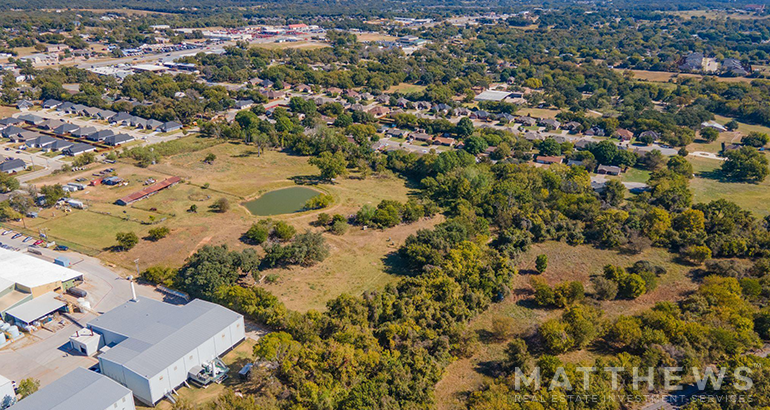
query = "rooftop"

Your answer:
(89, 297), (242, 378)
(0, 248), (82, 289)
(11, 367), (132, 410)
